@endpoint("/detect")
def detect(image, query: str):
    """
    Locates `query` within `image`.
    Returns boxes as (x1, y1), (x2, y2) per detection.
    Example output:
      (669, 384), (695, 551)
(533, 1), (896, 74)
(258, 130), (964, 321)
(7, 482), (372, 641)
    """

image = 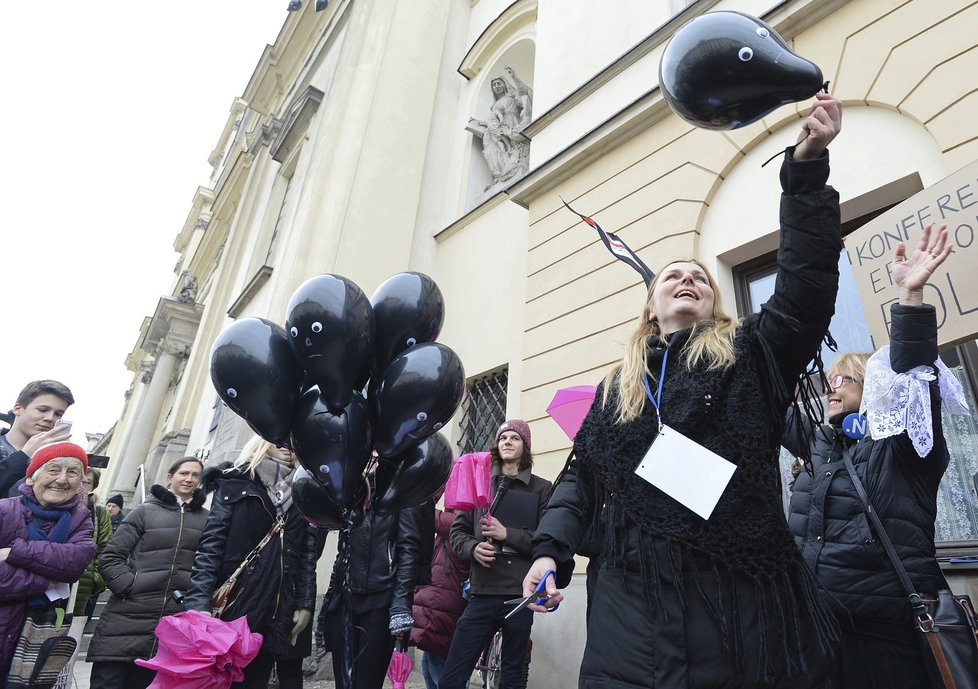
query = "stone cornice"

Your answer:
(227, 264), (274, 319)
(174, 187), (215, 255)
(142, 297), (204, 356)
(271, 86), (324, 164)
